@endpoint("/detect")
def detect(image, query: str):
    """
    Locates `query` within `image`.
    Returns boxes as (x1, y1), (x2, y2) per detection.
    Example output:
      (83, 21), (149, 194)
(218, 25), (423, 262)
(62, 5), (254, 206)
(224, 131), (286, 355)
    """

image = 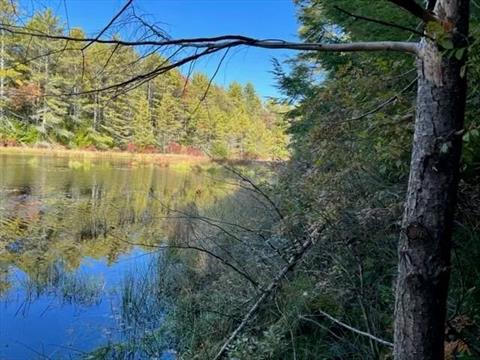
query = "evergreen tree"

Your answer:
(133, 94), (155, 148)
(23, 10), (70, 141)
(0, 6), (288, 159)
